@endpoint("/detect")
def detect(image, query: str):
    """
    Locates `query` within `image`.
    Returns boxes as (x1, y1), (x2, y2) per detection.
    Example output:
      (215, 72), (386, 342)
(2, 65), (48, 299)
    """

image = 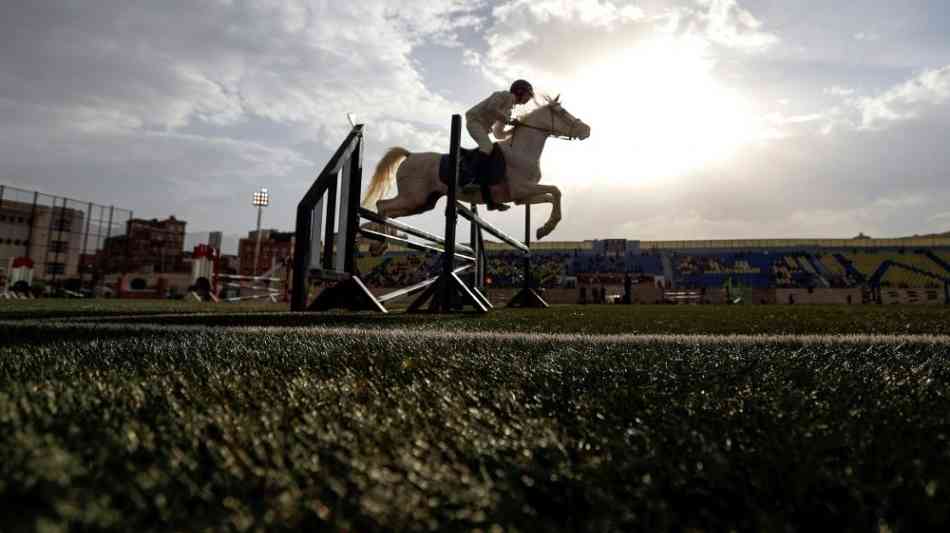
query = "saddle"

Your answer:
(439, 144), (506, 191)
